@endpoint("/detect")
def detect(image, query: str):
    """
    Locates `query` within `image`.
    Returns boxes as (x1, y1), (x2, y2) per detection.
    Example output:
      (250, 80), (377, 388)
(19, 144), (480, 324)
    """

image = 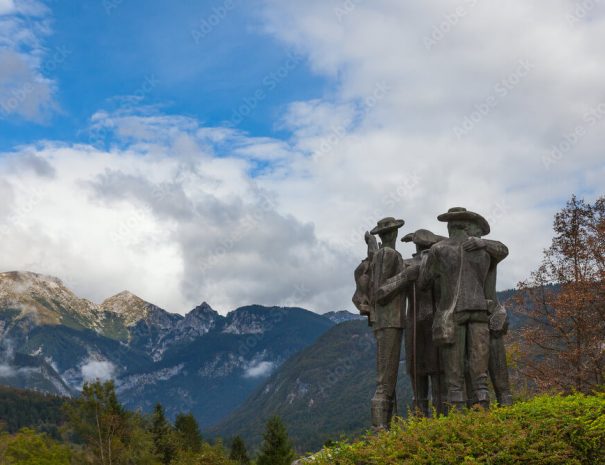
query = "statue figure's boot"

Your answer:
(416, 399), (429, 417)
(474, 389), (490, 409)
(447, 390), (466, 412)
(371, 398), (393, 431)
(497, 392), (513, 406)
